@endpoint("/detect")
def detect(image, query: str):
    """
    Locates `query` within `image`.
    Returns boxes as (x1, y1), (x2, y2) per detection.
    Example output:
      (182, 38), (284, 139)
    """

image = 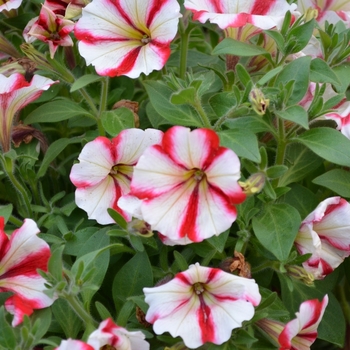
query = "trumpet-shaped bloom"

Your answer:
(55, 339), (94, 350)
(144, 263), (261, 348)
(0, 73), (57, 153)
(87, 318), (149, 350)
(25, 5), (75, 59)
(125, 126), (245, 244)
(295, 197), (350, 279)
(74, 0), (181, 78)
(70, 128), (163, 225)
(184, 0), (298, 30)
(297, 0), (350, 26)
(257, 295), (328, 350)
(0, 0), (22, 12)
(0, 217), (54, 326)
